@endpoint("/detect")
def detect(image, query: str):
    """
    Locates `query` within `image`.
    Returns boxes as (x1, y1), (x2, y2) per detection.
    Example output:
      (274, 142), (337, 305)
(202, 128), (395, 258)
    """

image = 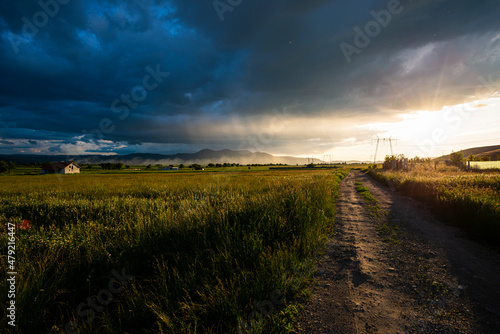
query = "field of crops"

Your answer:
(1, 169), (348, 333)
(367, 167), (500, 246)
